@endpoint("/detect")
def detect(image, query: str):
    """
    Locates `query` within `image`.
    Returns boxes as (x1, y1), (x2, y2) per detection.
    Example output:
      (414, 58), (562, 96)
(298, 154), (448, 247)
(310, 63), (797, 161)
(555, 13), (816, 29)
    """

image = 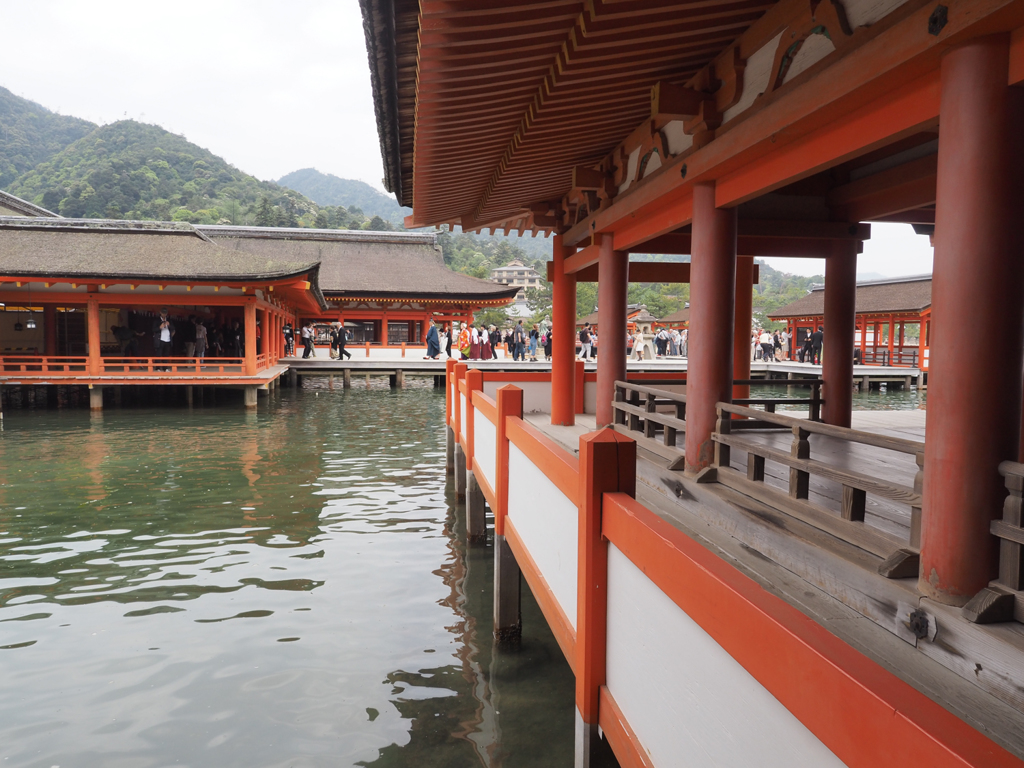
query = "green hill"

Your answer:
(278, 168), (409, 224)
(0, 86), (95, 188)
(6, 119), (392, 230)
